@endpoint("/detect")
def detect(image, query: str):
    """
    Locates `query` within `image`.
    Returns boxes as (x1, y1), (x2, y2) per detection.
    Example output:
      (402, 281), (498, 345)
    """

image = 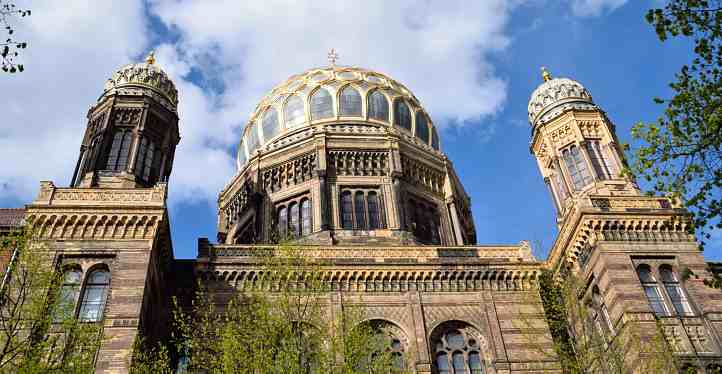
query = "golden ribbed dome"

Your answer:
(528, 76), (595, 127)
(237, 65), (439, 170)
(101, 52), (178, 110)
